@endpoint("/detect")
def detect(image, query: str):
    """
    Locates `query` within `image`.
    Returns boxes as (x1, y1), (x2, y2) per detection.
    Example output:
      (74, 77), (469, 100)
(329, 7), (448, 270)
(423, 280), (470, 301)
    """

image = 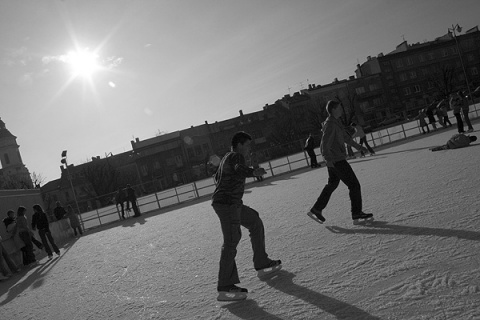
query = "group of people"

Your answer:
(54, 201), (83, 237)
(212, 100), (374, 301)
(0, 204), (62, 279)
(414, 91), (474, 134)
(115, 184), (141, 219)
